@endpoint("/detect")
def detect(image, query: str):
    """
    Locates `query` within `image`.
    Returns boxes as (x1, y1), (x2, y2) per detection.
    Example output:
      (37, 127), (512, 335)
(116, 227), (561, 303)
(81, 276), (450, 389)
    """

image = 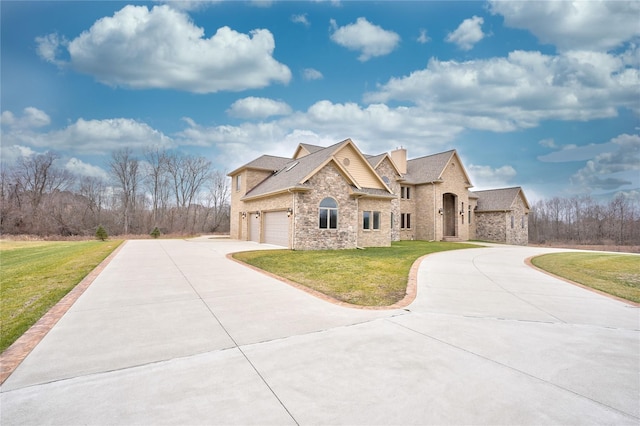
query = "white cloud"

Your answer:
(329, 17), (400, 61)
(302, 68), (323, 80)
(417, 29), (430, 44)
(467, 164), (517, 189)
(570, 133), (640, 192)
(155, 1), (221, 12)
(538, 138), (557, 149)
(1, 107), (51, 129)
(65, 158), (109, 180)
(2, 116), (172, 155)
(365, 49), (639, 131)
(489, 0), (640, 52)
(37, 5), (291, 93)
(227, 97), (292, 119)
(445, 16), (485, 51)
(291, 13), (310, 26)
